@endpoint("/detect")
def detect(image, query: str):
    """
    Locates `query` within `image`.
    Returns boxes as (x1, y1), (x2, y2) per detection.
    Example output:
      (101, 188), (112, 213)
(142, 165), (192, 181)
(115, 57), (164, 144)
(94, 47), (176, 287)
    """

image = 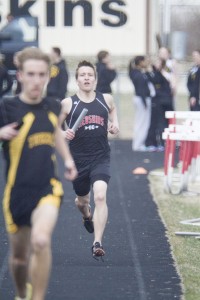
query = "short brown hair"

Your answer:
(16, 47), (51, 70)
(97, 50), (109, 62)
(75, 60), (96, 79)
(52, 47), (61, 57)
